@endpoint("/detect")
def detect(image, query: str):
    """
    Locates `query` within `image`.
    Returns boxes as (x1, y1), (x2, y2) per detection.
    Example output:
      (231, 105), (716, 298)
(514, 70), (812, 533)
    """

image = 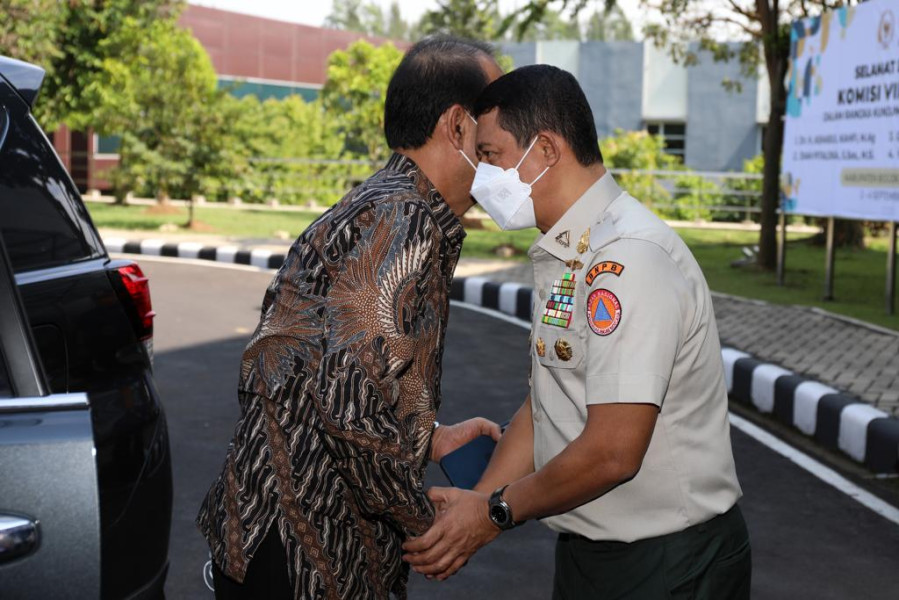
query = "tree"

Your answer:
(321, 40), (404, 167)
(386, 2), (410, 40)
(325, 0), (387, 36)
(584, 4), (635, 41)
(0, 0), (183, 131)
(0, 1), (63, 77)
(97, 19), (238, 208)
(602, 129), (681, 212)
(419, 0), (503, 40)
(233, 95), (363, 207)
(516, 8), (582, 41)
(325, 0), (416, 41)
